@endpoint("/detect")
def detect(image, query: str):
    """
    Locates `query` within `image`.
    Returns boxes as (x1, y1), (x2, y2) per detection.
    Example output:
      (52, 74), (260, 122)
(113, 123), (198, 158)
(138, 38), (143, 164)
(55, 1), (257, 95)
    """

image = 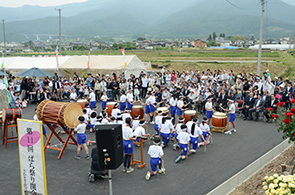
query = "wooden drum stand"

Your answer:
(36, 100), (83, 159)
(131, 136), (147, 169)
